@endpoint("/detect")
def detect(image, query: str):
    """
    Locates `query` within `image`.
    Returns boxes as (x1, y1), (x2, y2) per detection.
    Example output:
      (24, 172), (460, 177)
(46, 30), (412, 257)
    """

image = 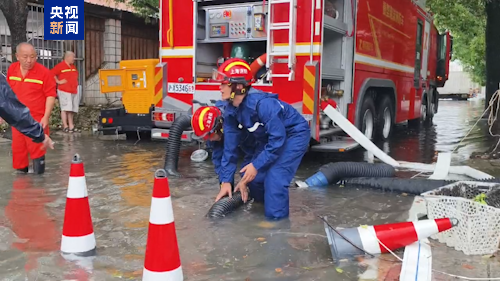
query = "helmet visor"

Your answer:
(212, 69), (229, 83)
